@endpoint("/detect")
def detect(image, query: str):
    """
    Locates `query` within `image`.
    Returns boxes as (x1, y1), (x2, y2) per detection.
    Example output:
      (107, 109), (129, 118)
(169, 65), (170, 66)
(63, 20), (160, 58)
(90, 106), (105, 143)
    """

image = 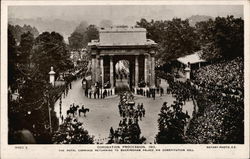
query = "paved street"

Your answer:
(54, 78), (194, 144)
